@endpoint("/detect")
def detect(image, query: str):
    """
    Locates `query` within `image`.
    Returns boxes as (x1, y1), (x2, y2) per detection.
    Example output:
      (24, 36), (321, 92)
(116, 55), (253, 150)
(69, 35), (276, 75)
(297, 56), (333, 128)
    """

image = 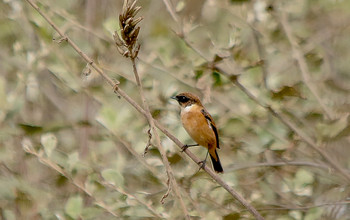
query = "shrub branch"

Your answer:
(24, 0), (265, 219)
